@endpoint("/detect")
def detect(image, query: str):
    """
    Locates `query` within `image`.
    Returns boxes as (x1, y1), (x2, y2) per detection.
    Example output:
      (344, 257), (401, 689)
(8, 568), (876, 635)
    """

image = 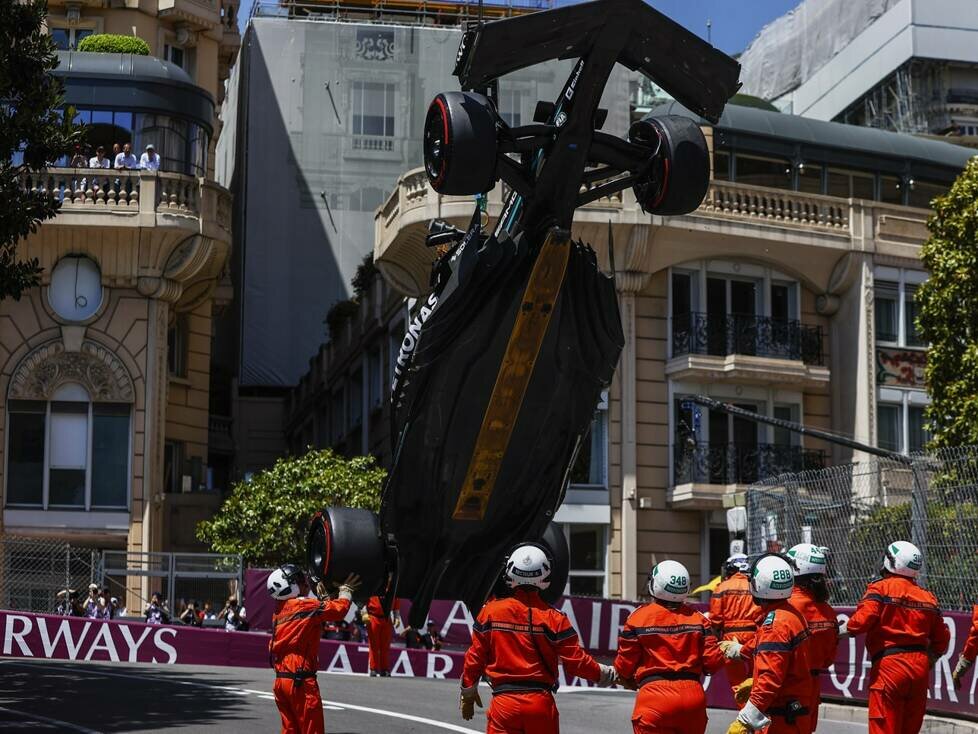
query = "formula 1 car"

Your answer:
(309, 0), (740, 625)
